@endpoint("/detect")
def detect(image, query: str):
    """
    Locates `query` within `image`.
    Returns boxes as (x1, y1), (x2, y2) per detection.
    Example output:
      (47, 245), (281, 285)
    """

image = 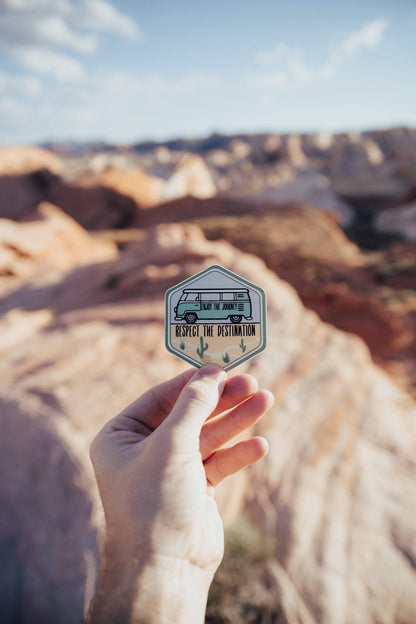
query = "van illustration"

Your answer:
(174, 288), (252, 324)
